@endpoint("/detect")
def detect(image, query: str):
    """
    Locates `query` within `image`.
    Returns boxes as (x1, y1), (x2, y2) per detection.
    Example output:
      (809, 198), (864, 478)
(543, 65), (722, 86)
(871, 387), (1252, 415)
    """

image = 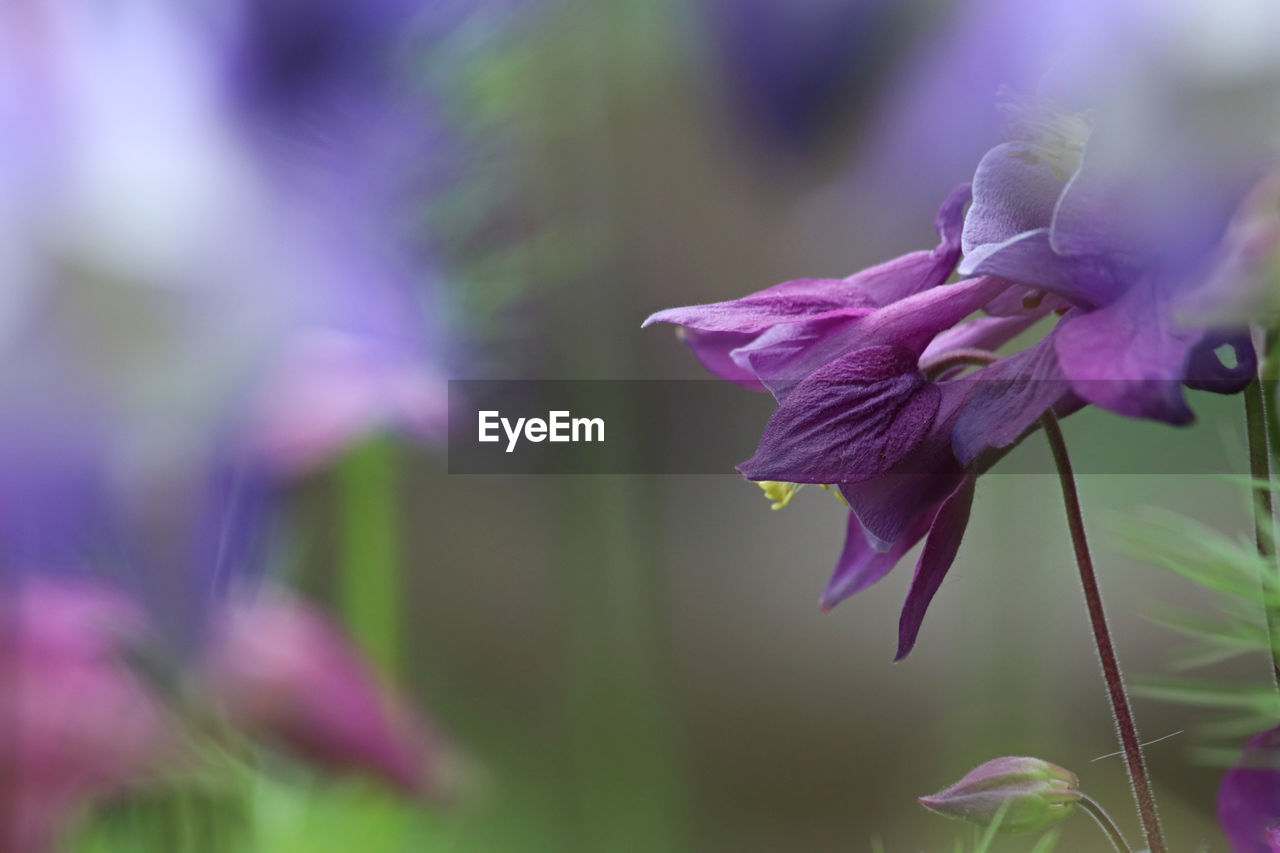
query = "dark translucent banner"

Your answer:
(447, 380), (1252, 476)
